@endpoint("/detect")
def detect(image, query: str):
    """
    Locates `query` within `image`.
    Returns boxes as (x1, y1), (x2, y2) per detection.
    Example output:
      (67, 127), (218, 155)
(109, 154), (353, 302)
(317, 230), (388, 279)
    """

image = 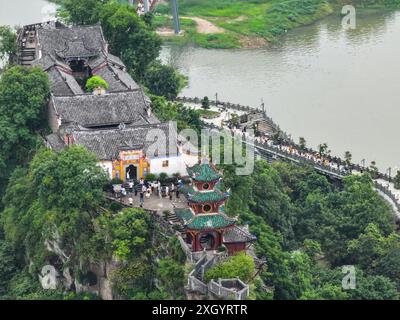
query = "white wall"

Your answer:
(182, 153), (199, 171)
(98, 161), (113, 179)
(150, 155), (187, 177)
